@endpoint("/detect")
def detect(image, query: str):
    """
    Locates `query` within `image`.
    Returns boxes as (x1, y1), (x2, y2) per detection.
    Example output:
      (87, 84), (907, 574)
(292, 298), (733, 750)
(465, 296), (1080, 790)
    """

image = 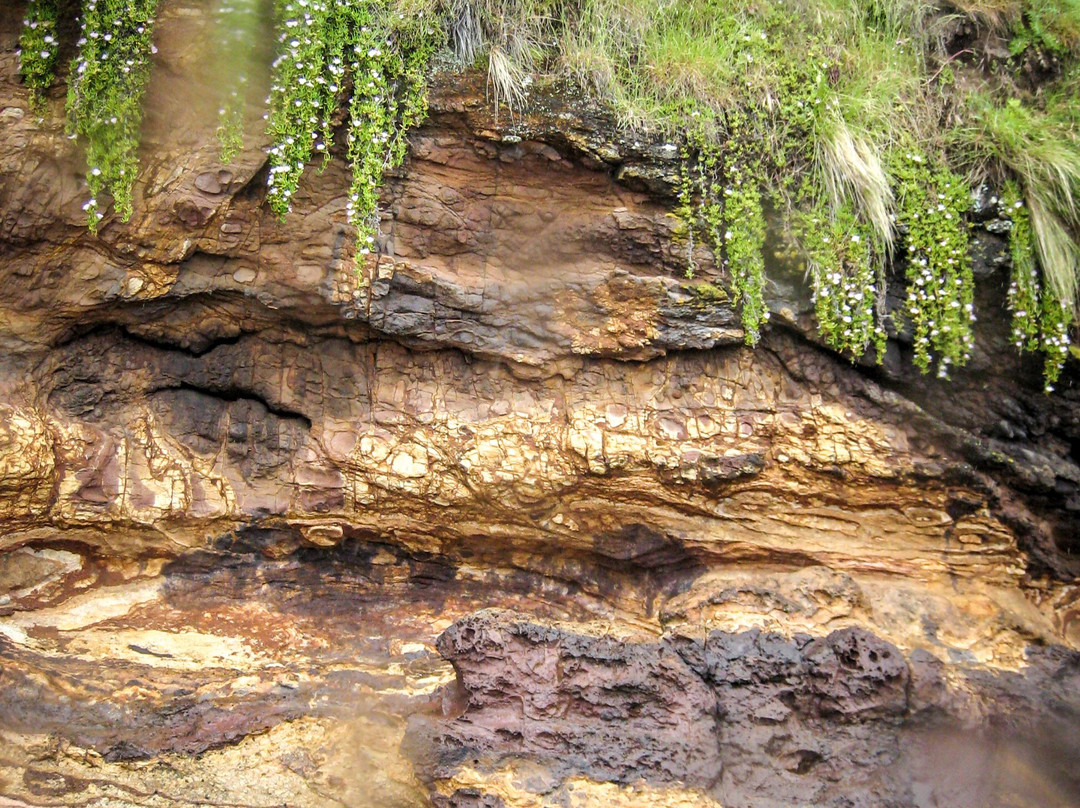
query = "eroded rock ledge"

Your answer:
(0, 3), (1078, 807)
